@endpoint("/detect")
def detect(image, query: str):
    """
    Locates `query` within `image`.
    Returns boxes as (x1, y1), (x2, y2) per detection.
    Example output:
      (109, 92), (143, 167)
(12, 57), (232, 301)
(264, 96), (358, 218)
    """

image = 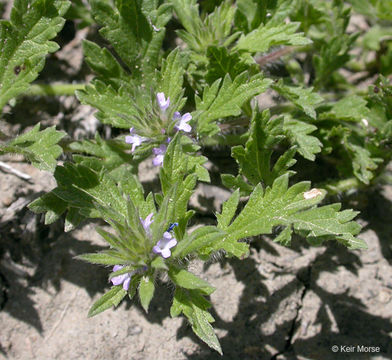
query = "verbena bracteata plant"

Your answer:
(1, 0), (392, 354)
